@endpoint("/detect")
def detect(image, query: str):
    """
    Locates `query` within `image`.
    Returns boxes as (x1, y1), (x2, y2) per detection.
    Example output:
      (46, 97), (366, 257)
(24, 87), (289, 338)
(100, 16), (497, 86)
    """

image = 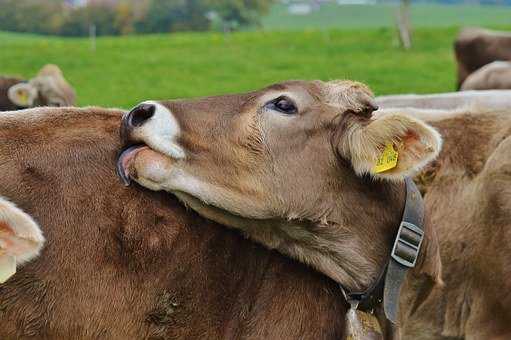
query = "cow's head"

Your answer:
(118, 80), (442, 291)
(0, 197), (44, 283)
(7, 64), (76, 108)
